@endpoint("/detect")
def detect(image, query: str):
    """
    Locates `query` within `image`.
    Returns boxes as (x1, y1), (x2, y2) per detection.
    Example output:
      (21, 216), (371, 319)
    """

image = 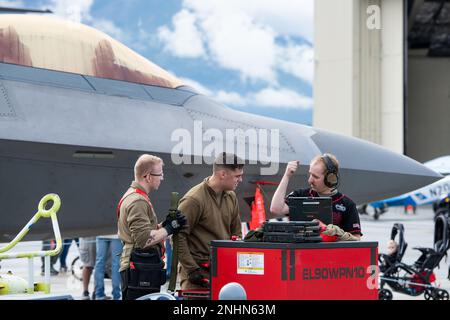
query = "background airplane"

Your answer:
(360, 156), (450, 219)
(0, 13), (441, 241)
